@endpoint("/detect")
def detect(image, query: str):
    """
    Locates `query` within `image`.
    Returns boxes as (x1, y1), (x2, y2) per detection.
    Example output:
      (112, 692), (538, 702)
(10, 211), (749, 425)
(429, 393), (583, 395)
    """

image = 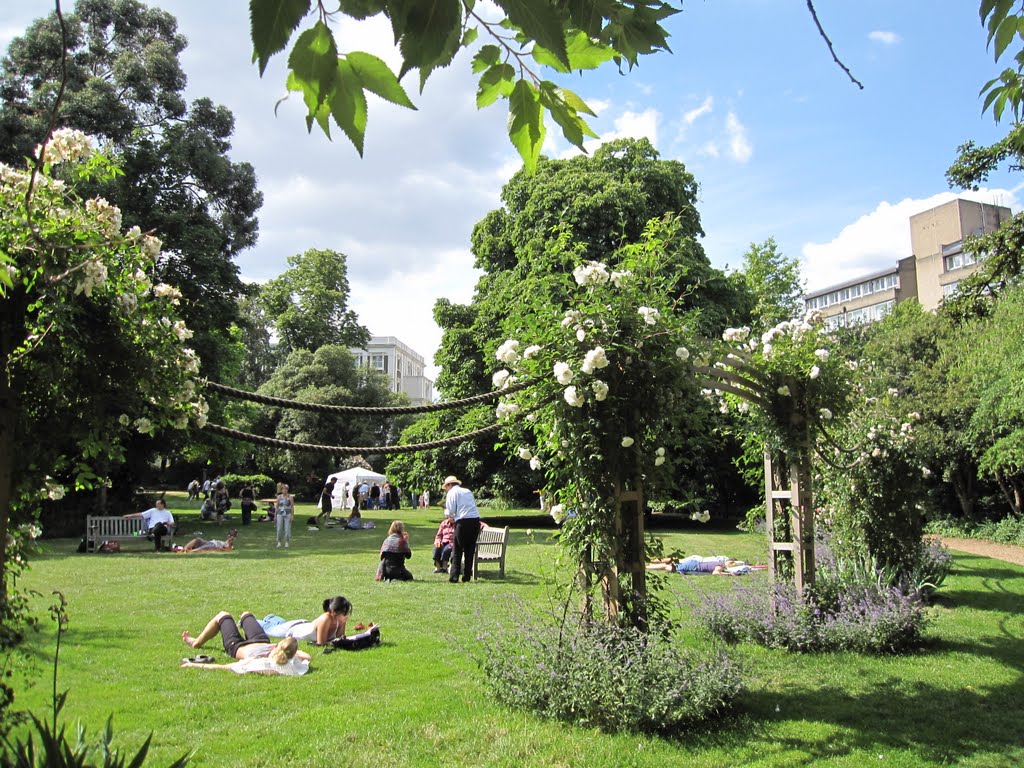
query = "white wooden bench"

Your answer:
(85, 515), (175, 552)
(474, 525), (509, 579)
